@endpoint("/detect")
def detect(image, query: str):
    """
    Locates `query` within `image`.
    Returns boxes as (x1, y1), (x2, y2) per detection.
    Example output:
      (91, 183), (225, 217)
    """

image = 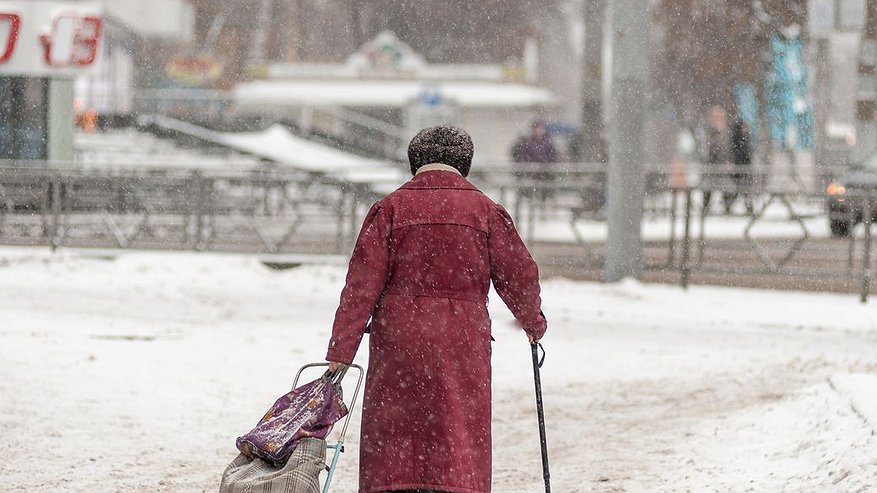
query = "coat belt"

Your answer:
(382, 290), (486, 305)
